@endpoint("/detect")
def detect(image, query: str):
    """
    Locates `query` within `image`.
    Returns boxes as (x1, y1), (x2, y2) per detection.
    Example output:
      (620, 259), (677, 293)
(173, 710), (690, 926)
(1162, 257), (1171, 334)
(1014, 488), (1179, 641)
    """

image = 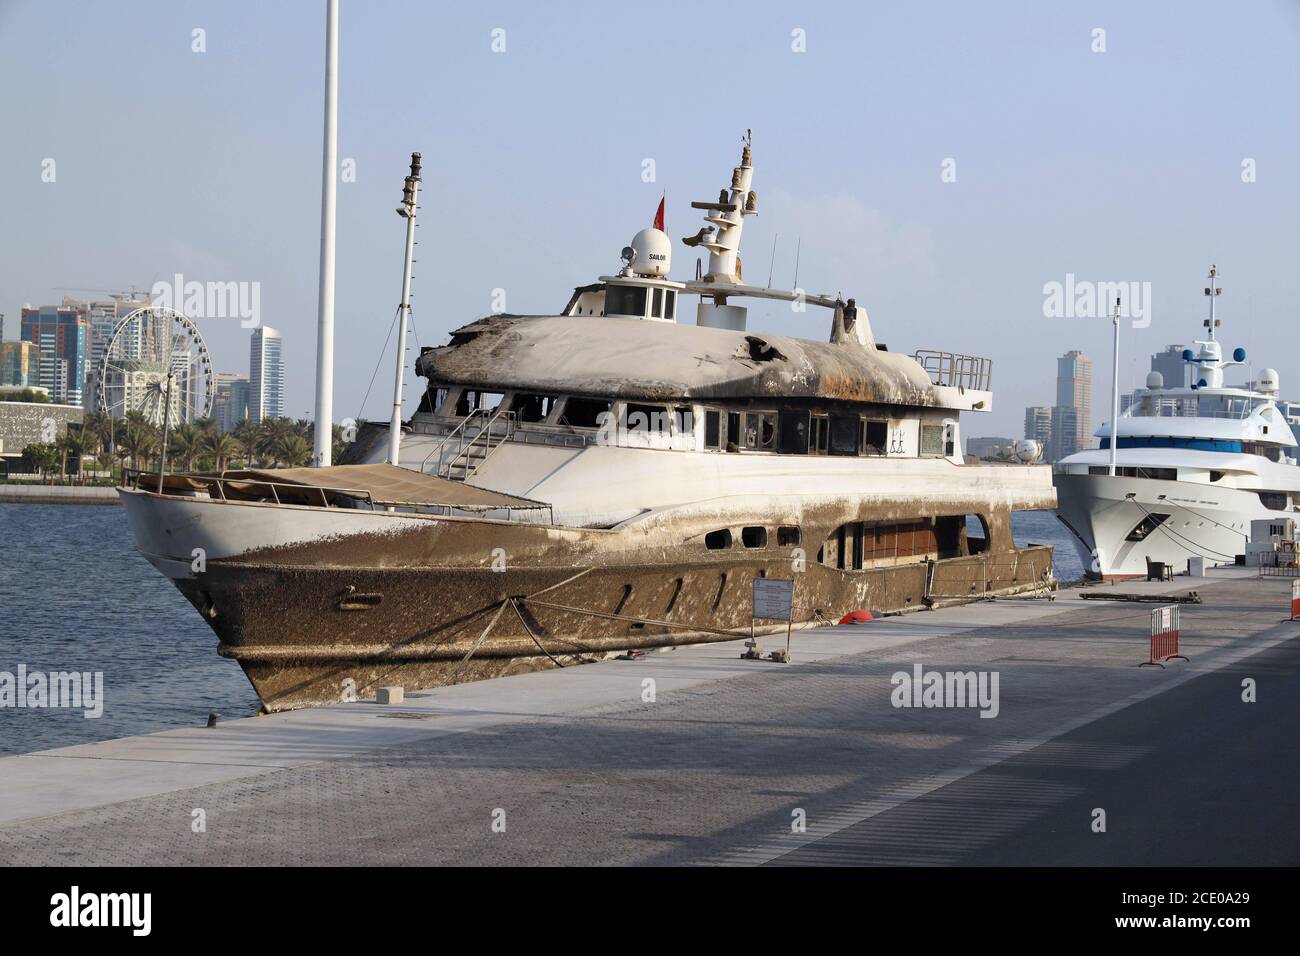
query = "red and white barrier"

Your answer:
(1291, 579), (1300, 622)
(1140, 605), (1189, 668)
